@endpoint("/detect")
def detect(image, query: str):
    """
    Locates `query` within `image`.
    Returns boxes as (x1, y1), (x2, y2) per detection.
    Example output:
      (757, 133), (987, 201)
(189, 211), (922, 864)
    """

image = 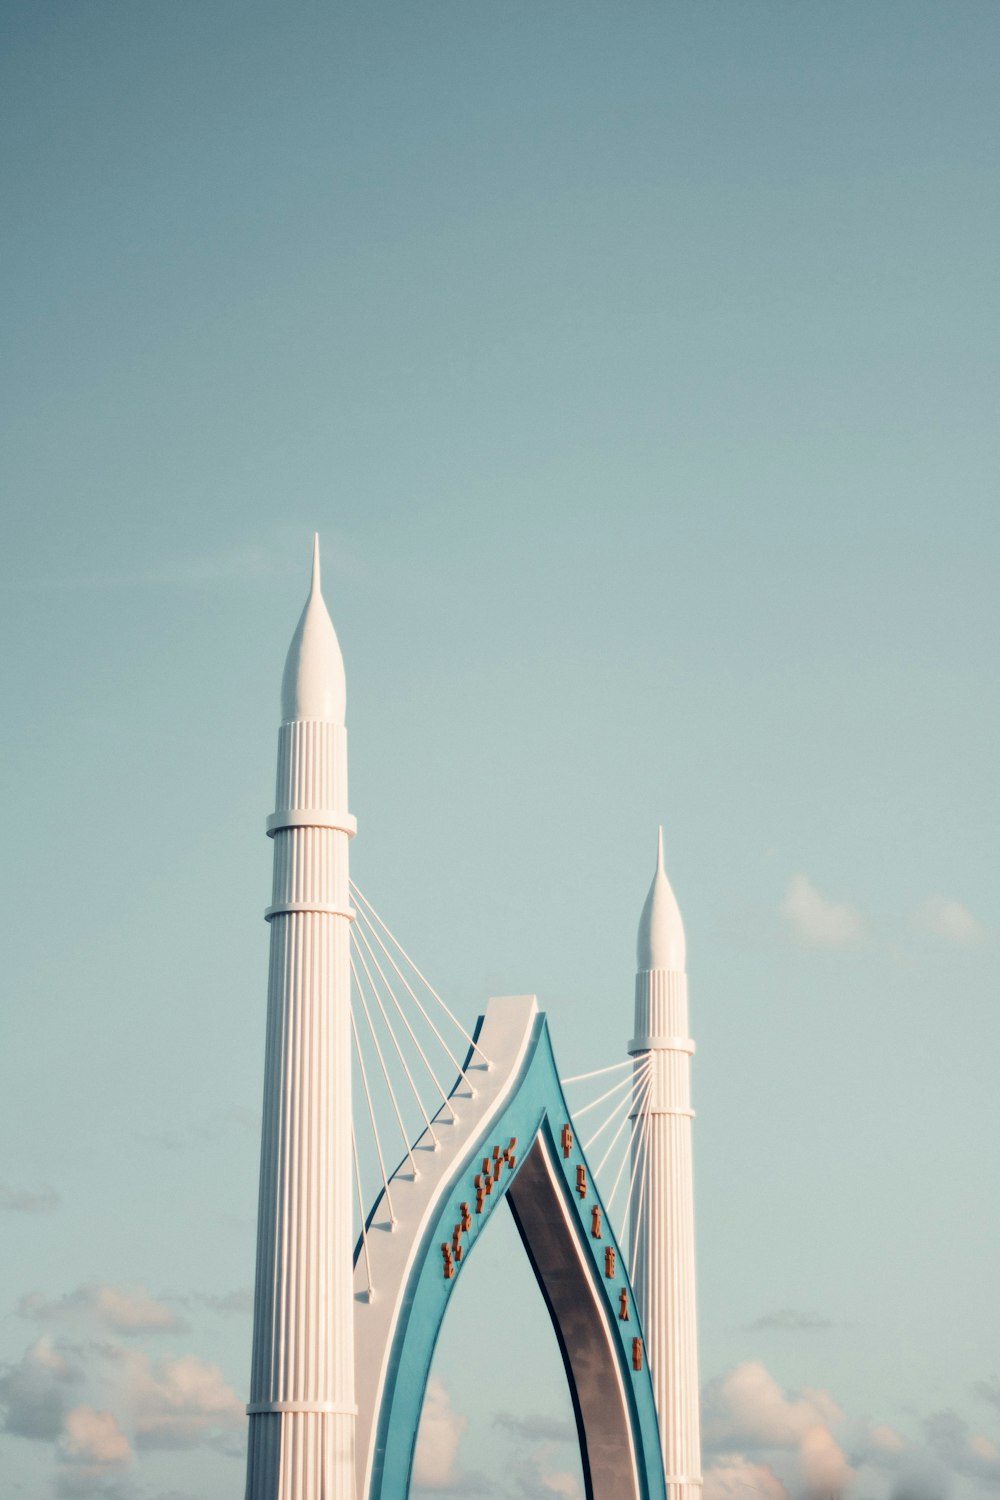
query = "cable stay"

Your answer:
(628, 1099), (655, 1273)
(352, 1127), (374, 1300)
(346, 878), (663, 1297)
(561, 1051), (657, 1253)
(347, 881), (491, 1295)
(351, 883), (491, 1067)
(562, 1056), (636, 1085)
(582, 1056), (651, 1151)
